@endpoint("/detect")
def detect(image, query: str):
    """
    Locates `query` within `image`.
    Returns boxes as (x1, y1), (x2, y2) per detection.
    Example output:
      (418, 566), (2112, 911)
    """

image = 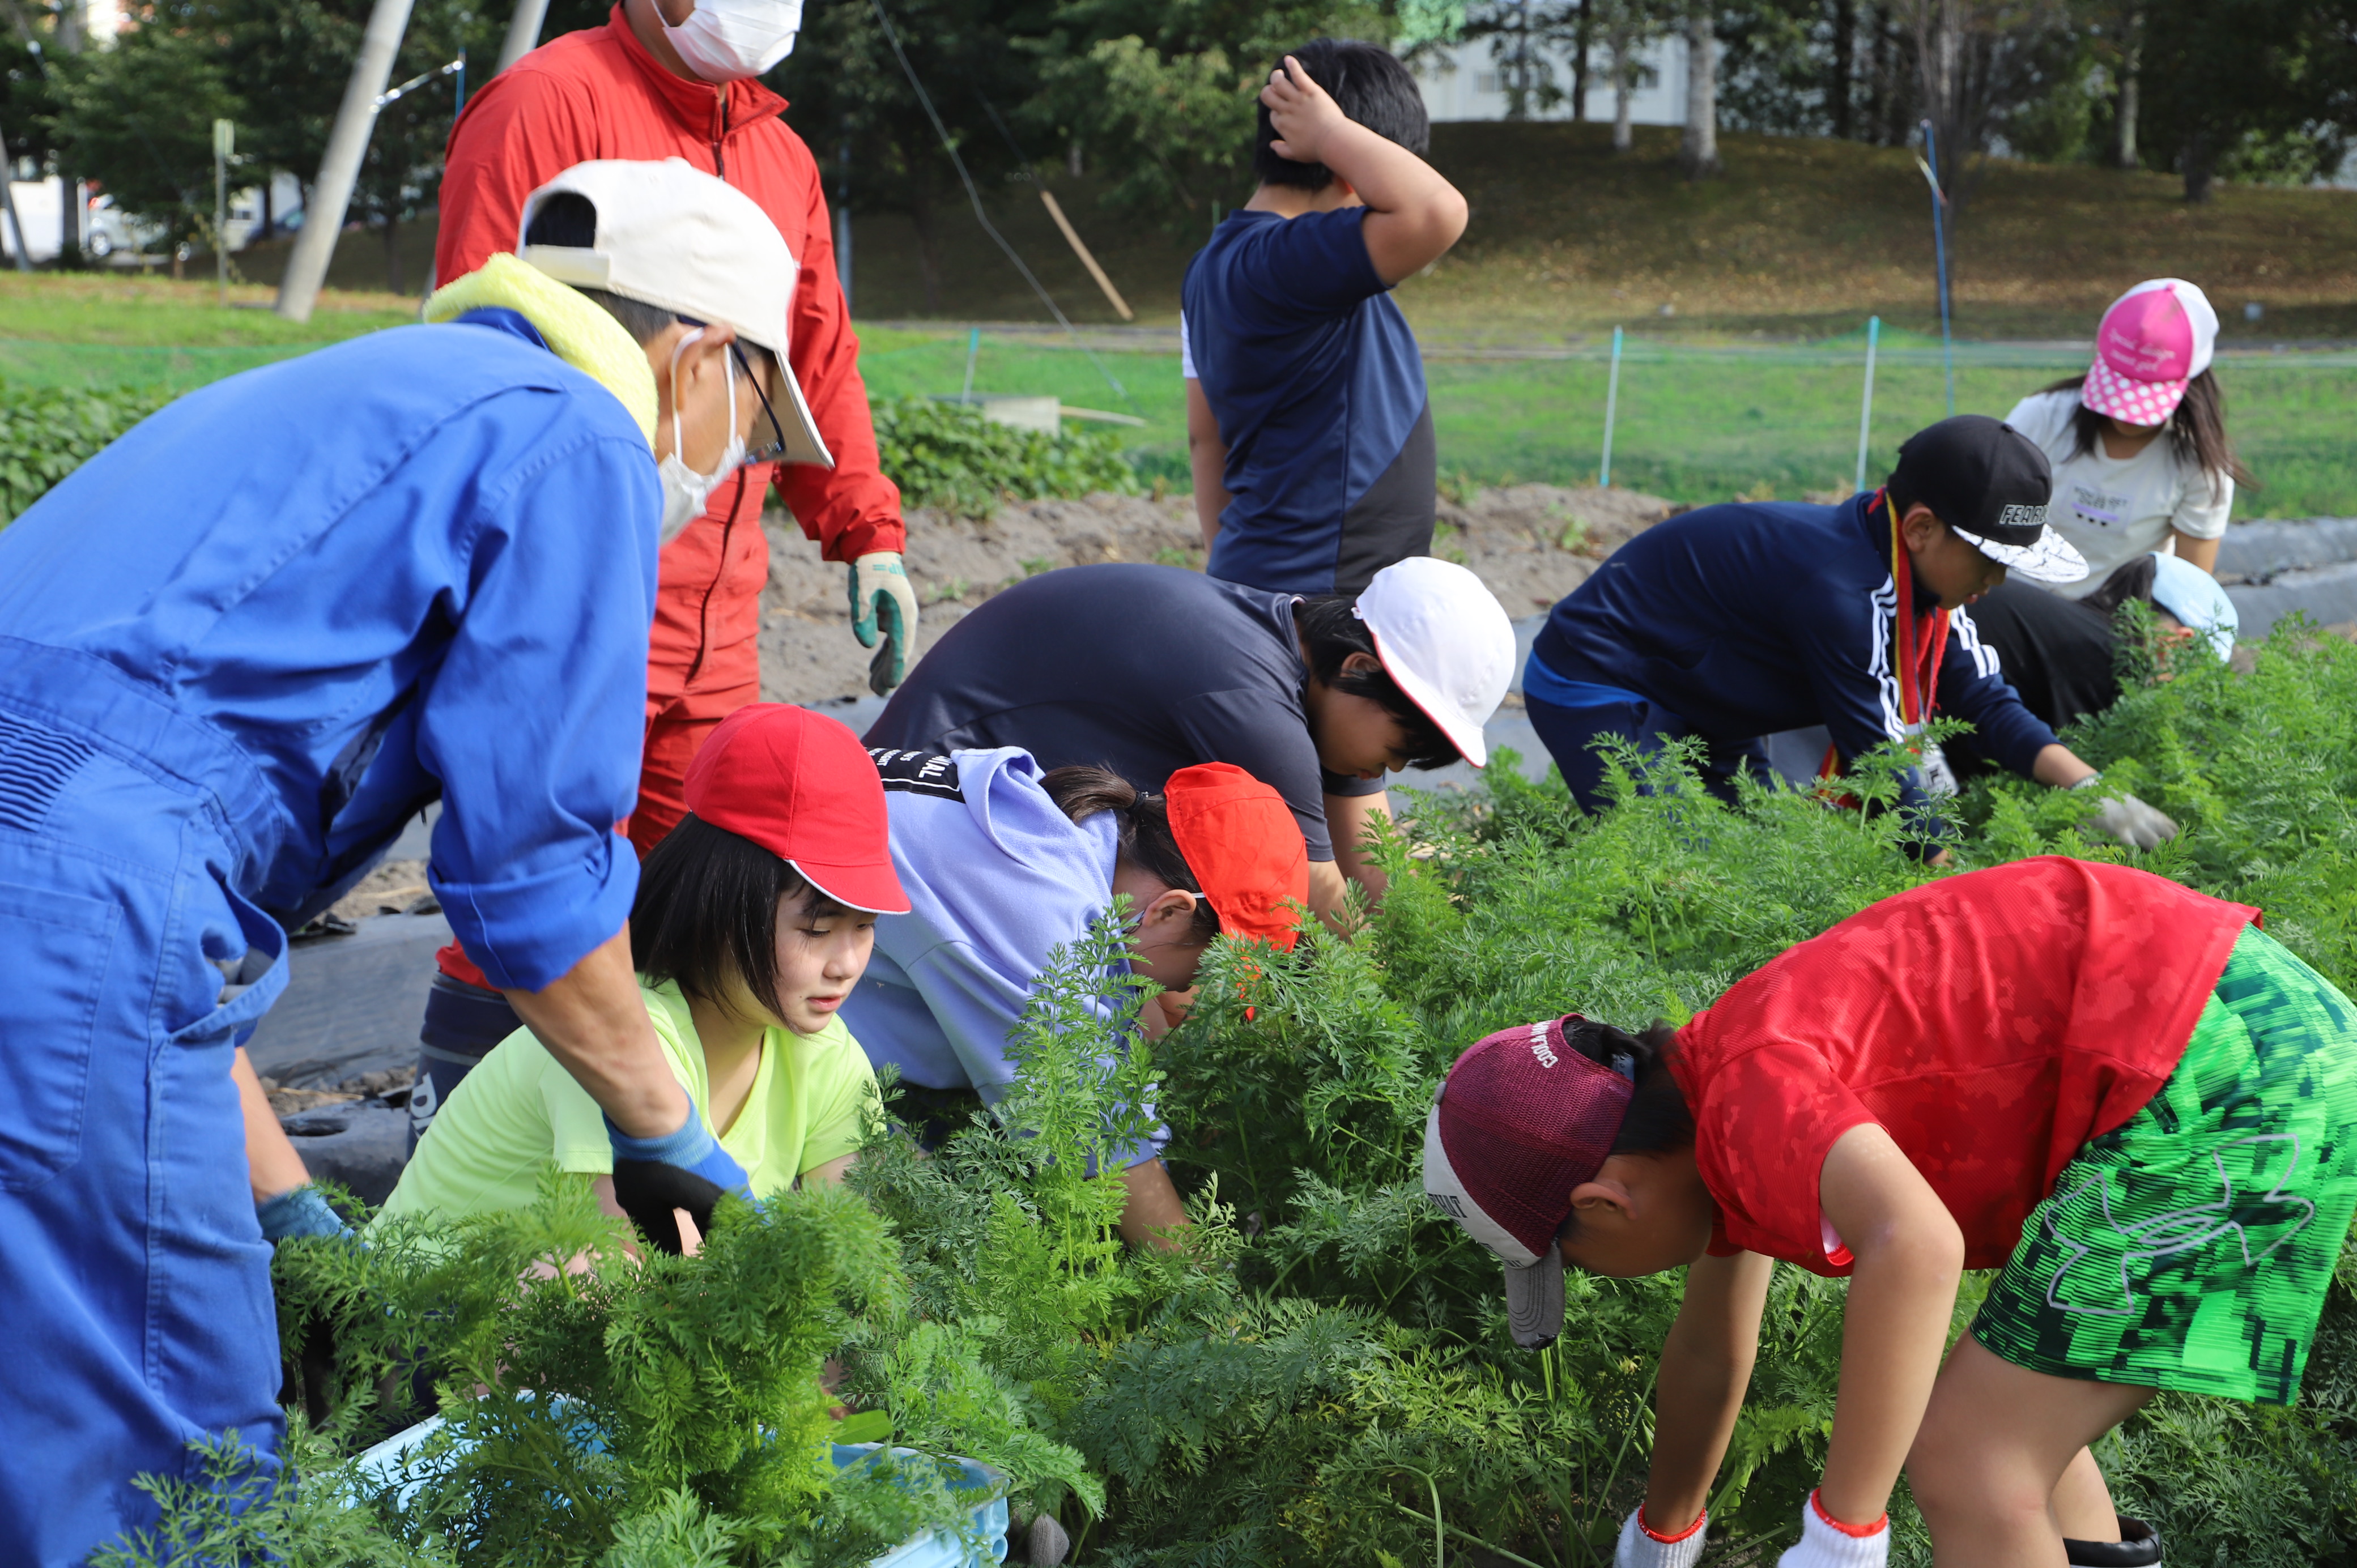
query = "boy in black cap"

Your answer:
(1518, 415), (2174, 853)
